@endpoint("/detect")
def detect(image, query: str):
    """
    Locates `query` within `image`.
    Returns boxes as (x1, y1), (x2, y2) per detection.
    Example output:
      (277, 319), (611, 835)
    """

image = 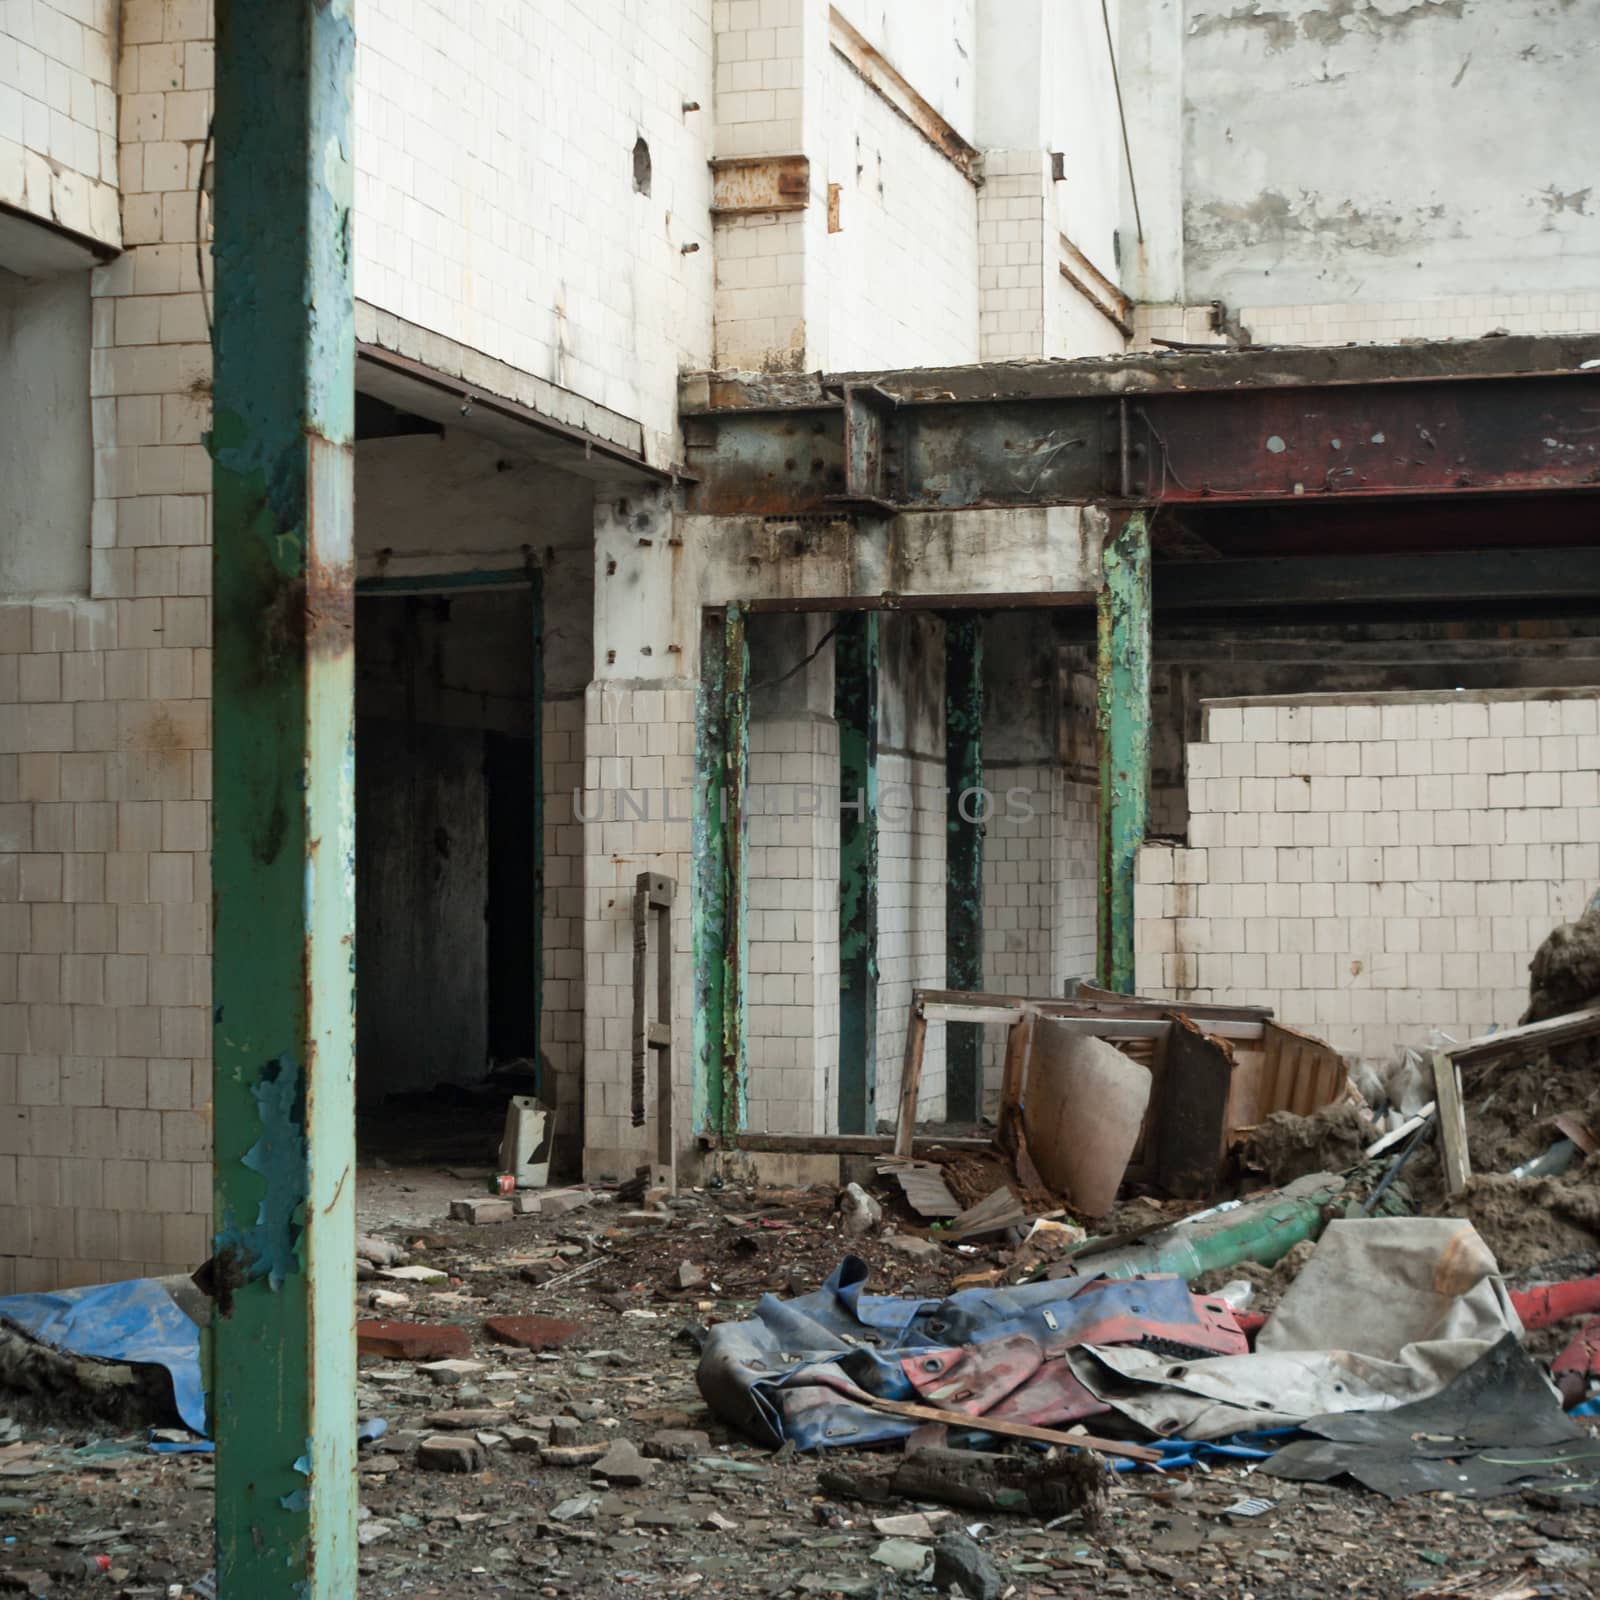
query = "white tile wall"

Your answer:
(354, 0), (716, 461)
(0, 0), (120, 247)
(876, 749), (947, 1119)
(1134, 690), (1600, 1061)
(0, 0), (212, 1295)
(744, 714), (840, 1135)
